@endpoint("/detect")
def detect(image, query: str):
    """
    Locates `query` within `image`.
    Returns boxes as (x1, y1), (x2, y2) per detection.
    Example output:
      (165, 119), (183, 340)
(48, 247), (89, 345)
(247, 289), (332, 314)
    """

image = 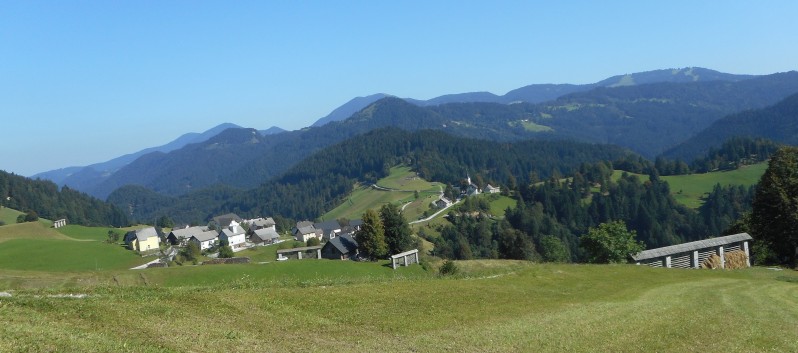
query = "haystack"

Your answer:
(701, 254), (722, 269)
(724, 250), (748, 269)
